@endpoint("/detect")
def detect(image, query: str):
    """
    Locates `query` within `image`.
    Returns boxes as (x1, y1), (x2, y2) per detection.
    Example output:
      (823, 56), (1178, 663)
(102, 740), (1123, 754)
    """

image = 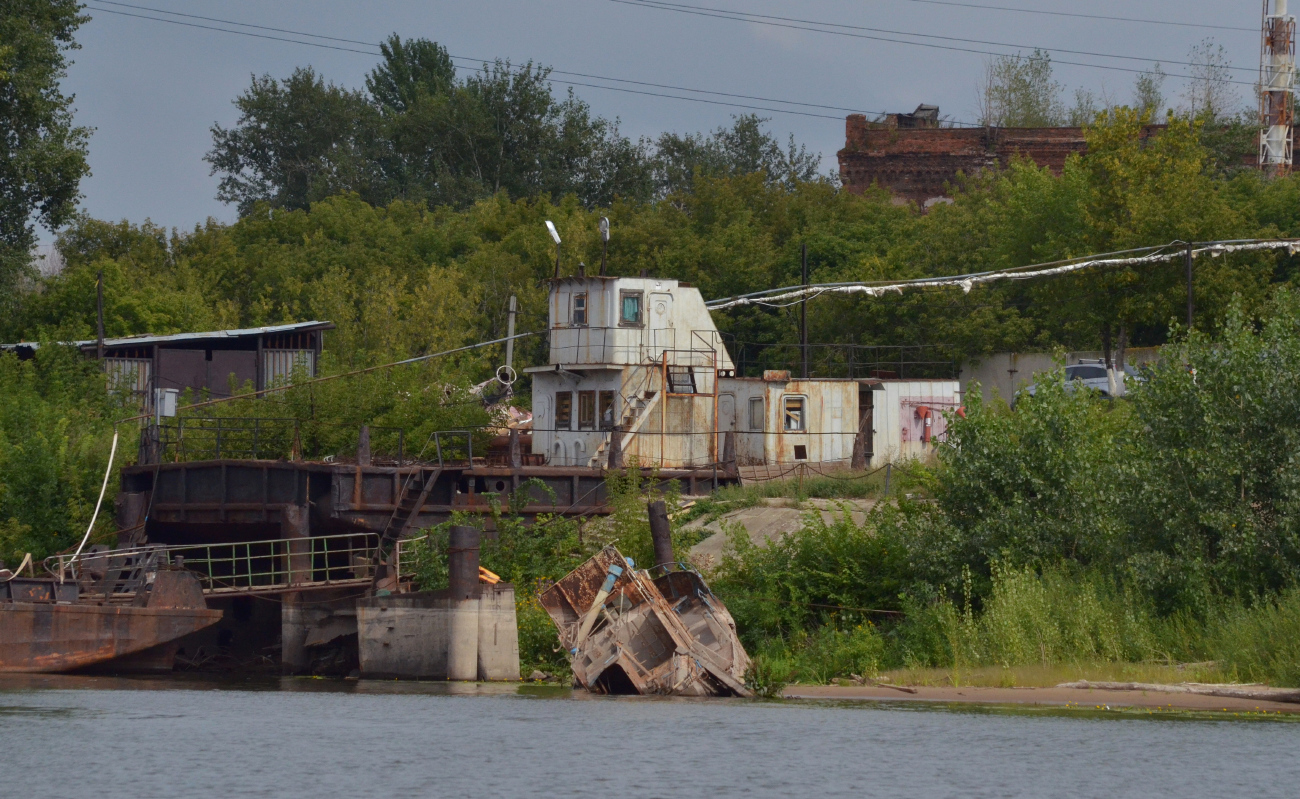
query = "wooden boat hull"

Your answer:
(0, 601), (222, 673)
